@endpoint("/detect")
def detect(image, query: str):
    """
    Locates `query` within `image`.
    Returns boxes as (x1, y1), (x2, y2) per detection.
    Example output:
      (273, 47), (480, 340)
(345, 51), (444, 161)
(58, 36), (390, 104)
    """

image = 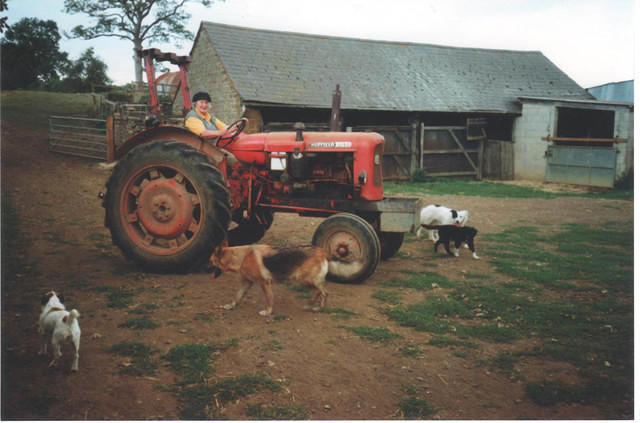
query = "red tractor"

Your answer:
(102, 49), (422, 283)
